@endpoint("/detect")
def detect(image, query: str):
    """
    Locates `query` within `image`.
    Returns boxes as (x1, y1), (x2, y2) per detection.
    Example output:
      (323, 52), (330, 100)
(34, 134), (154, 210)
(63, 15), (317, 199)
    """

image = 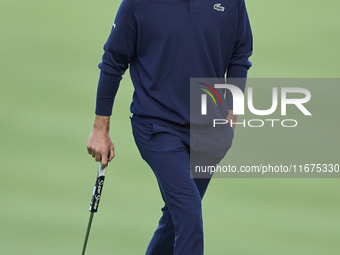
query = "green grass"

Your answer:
(0, 0), (339, 254)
